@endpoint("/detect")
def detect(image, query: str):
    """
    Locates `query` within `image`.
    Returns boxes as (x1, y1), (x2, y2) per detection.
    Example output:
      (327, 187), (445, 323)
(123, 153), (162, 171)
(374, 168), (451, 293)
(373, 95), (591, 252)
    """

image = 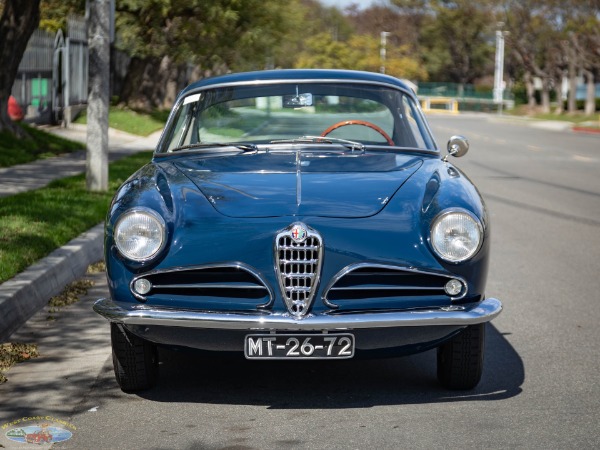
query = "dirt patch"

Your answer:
(0, 343), (39, 383)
